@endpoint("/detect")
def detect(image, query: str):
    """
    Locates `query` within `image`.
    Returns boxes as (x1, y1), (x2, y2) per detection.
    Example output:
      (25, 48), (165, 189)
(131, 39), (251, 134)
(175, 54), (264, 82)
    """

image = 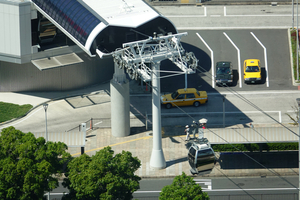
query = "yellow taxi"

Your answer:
(161, 88), (208, 109)
(243, 59), (262, 84)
